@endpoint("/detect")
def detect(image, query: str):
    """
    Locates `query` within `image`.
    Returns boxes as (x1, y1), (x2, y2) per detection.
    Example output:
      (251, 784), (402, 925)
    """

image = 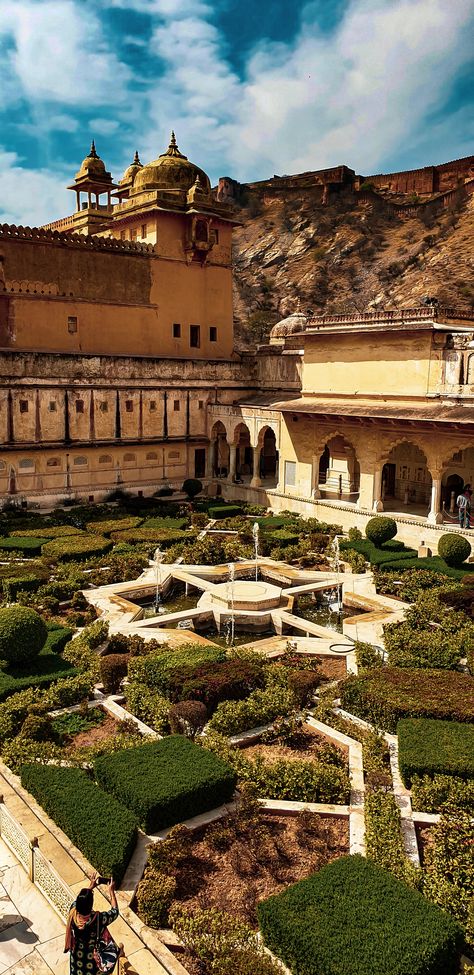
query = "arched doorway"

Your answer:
(441, 445), (474, 516)
(381, 441), (431, 516)
(233, 423), (253, 482)
(210, 421), (229, 478)
(317, 435), (360, 502)
(259, 426), (278, 486)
